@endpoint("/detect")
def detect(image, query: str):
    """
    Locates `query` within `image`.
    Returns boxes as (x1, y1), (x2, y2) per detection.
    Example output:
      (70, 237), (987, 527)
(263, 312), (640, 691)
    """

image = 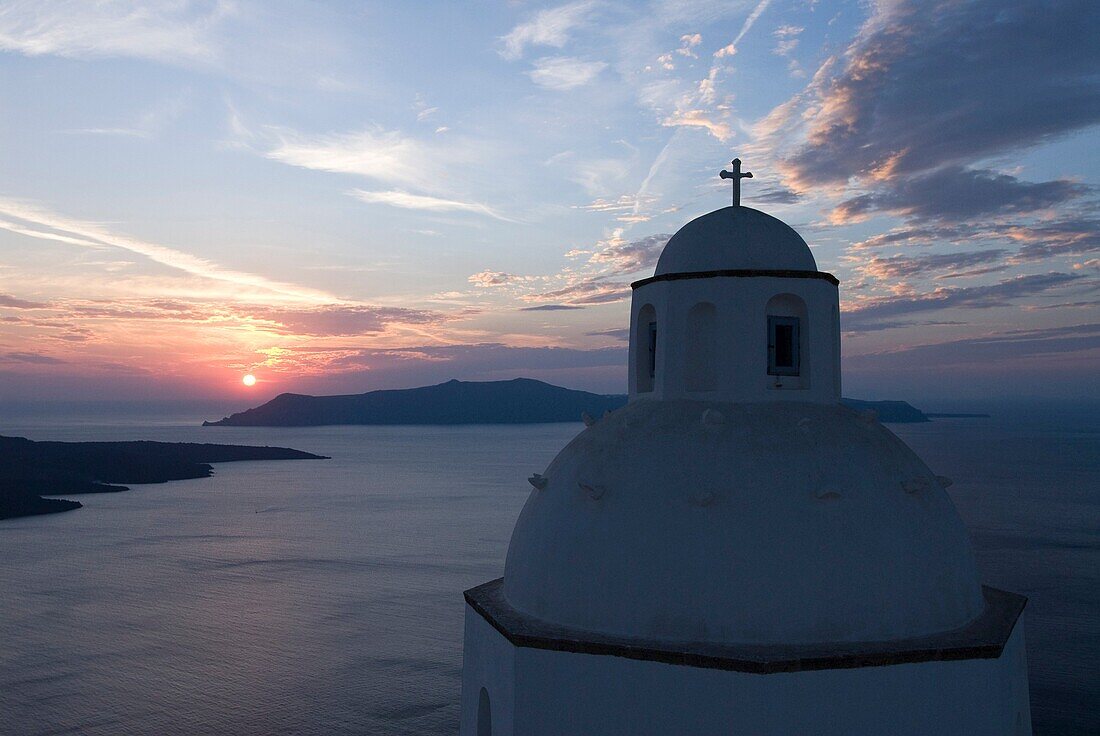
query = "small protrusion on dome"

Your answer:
(528, 473), (548, 490)
(701, 408), (726, 426)
(902, 477), (930, 494)
(581, 411), (596, 427)
(578, 481), (605, 500)
(815, 488), (842, 500)
(937, 475), (954, 488)
(694, 490), (718, 507)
